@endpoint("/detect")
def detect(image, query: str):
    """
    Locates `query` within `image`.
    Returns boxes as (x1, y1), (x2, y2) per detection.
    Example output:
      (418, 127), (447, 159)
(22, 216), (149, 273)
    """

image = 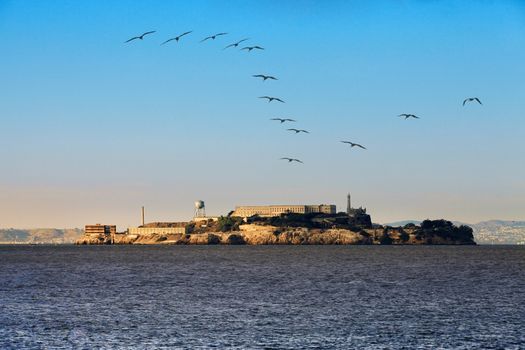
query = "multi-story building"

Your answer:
(232, 204), (336, 218)
(127, 222), (187, 235)
(85, 224), (116, 236)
